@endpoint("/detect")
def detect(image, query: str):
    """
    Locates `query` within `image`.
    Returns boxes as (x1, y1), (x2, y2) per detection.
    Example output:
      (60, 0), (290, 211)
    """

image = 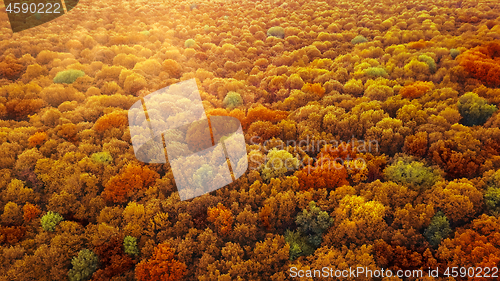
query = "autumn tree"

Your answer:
(364, 117), (411, 155)
(7, 221), (85, 280)
(485, 186), (500, 215)
(122, 201), (147, 238)
(323, 195), (388, 246)
(23, 203), (41, 222)
(135, 243), (187, 281)
(427, 124), (483, 179)
(308, 245), (378, 281)
(0, 55), (24, 80)
(102, 163), (159, 203)
(230, 206), (264, 246)
(249, 234), (290, 279)
(92, 234), (135, 280)
(246, 121), (281, 143)
(1, 202), (23, 225)
(388, 203), (434, 248)
(243, 105), (289, 130)
(399, 81), (434, 99)
(359, 180), (419, 212)
(459, 42), (500, 87)
(403, 131), (429, 158)
(374, 240), (426, 273)
(396, 104), (429, 131)
(259, 188), (298, 231)
(333, 101), (389, 140)
(425, 179), (483, 224)
(437, 214), (500, 269)
(48, 190), (81, 216)
(207, 203), (233, 236)
(0, 225), (26, 245)
(296, 143), (352, 190)
(260, 148), (300, 182)
(28, 132), (47, 147)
